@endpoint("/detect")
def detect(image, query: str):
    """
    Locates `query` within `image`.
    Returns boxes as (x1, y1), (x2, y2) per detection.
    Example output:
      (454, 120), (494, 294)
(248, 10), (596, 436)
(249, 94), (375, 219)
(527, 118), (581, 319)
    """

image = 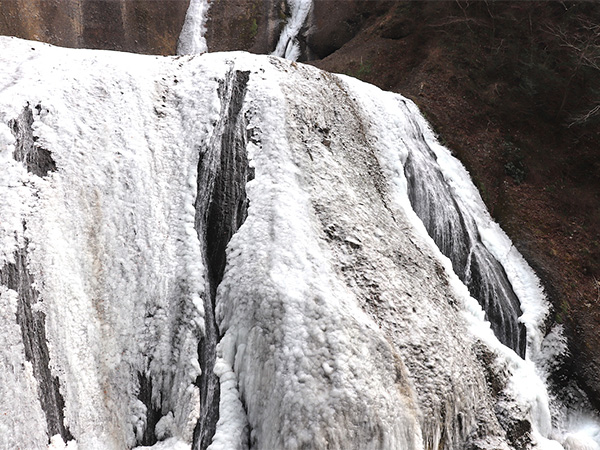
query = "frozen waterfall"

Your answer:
(271, 0), (313, 61)
(1, 37), (599, 450)
(177, 0), (210, 55)
(404, 129), (527, 357)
